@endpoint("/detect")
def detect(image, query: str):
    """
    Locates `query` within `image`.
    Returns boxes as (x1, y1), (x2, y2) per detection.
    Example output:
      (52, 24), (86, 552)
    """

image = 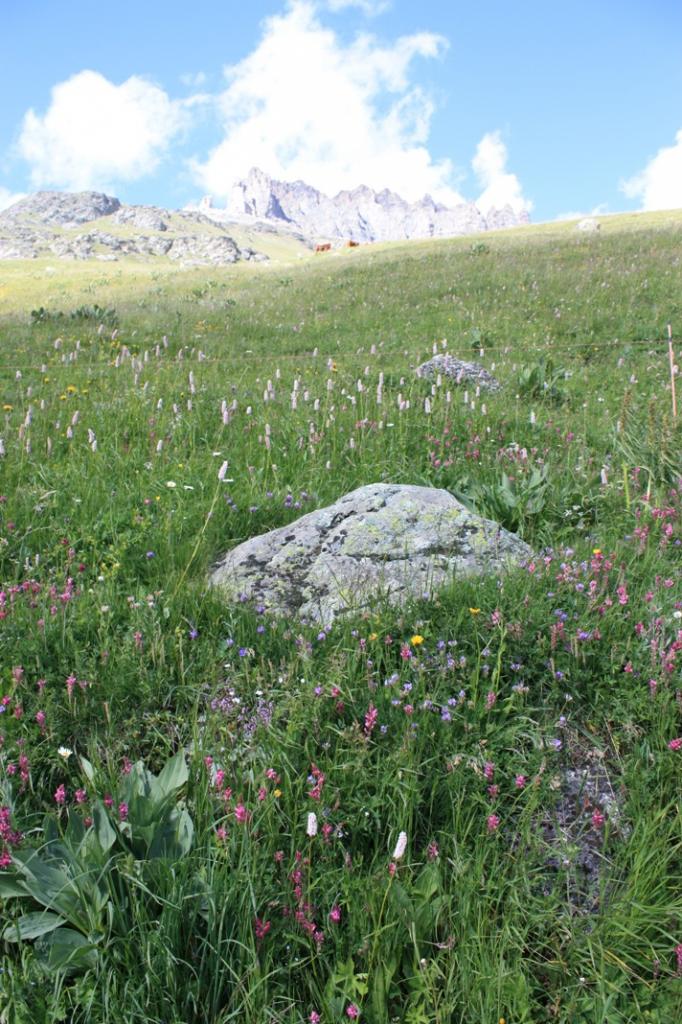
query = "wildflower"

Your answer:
(484, 761), (495, 780)
(485, 691), (497, 710)
(515, 774), (527, 789)
(393, 831), (408, 860)
(487, 814), (500, 832)
(668, 738), (682, 751)
(254, 916), (271, 942)
(74, 789), (87, 804)
(364, 704), (378, 736)
(57, 746), (73, 760)
(215, 826), (228, 842)
(165, 480), (177, 488)
(118, 803), (129, 822)
(410, 634), (424, 646)
(235, 803), (250, 824)
(307, 812), (318, 837)
(591, 809), (605, 829)
(309, 1013), (321, 1024)
(329, 904), (342, 923)
(469, 607), (481, 615)
(346, 1005), (359, 1019)
(426, 841), (439, 860)
(54, 784), (66, 805)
